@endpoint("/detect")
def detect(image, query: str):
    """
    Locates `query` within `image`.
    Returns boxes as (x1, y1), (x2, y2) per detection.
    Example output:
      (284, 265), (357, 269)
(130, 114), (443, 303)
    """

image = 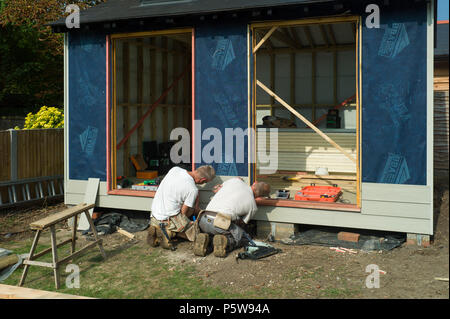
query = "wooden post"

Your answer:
(312, 51), (316, 122)
(50, 225), (60, 289)
(122, 42), (130, 176)
(270, 53), (275, 115)
(333, 51), (338, 105)
(173, 42), (180, 128)
(137, 38), (144, 154)
(150, 38), (157, 141)
(84, 209), (106, 259)
(162, 37), (168, 142)
(256, 79), (357, 164)
(18, 229), (41, 287)
(290, 53), (296, 121)
(71, 215), (78, 254)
